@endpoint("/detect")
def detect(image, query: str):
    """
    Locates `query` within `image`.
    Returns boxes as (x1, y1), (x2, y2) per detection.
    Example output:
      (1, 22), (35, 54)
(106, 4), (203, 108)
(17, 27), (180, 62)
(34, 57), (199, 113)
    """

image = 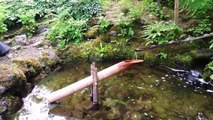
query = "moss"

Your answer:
(0, 64), (26, 81)
(13, 57), (42, 73)
(172, 54), (193, 67)
(84, 26), (99, 39)
(144, 52), (158, 65)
